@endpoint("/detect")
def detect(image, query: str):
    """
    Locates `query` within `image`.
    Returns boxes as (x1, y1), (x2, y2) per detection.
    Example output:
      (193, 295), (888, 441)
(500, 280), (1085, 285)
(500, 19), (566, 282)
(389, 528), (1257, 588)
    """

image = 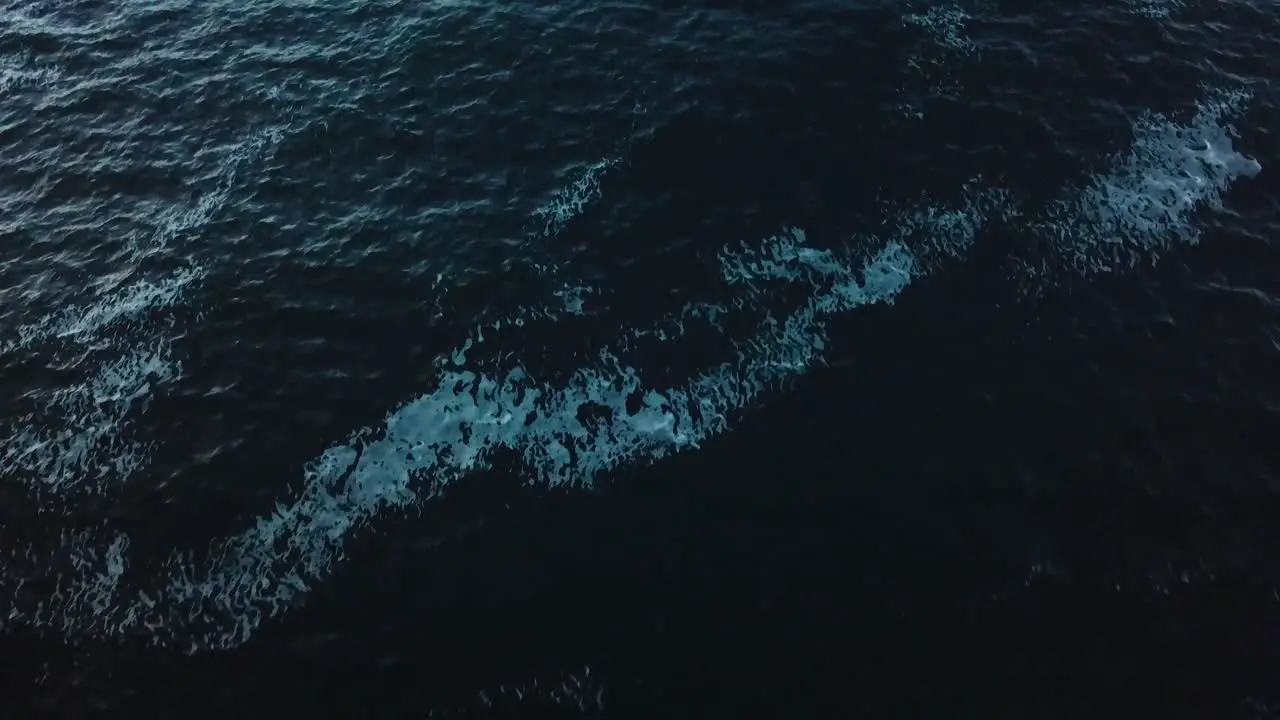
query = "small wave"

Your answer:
(147, 126), (285, 254)
(0, 63), (60, 96)
(1127, 0), (1188, 18)
(465, 666), (606, 717)
(532, 156), (620, 240)
(0, 340), (181, 499)
(900, 1), (988, 116)
(2, 267), (203, 356)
